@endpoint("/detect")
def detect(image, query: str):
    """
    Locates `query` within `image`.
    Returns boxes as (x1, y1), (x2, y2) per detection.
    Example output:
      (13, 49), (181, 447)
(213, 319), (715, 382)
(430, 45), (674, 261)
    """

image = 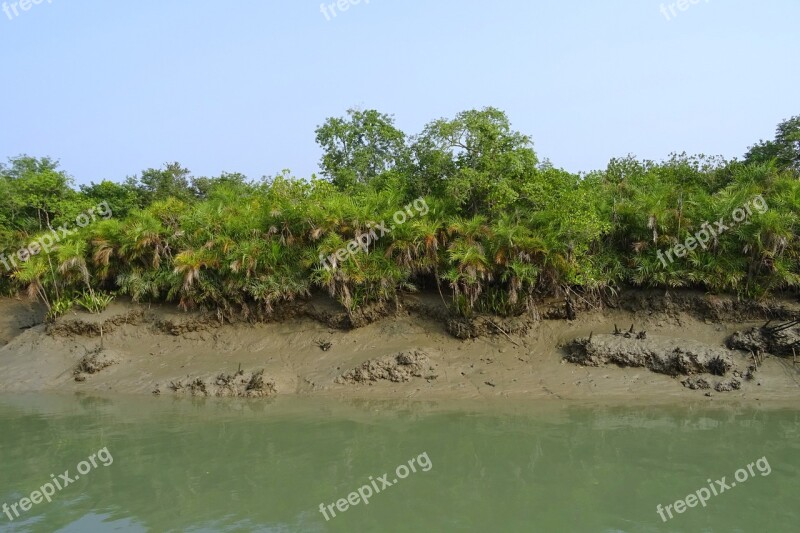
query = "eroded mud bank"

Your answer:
(0, 290), (798, 404)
